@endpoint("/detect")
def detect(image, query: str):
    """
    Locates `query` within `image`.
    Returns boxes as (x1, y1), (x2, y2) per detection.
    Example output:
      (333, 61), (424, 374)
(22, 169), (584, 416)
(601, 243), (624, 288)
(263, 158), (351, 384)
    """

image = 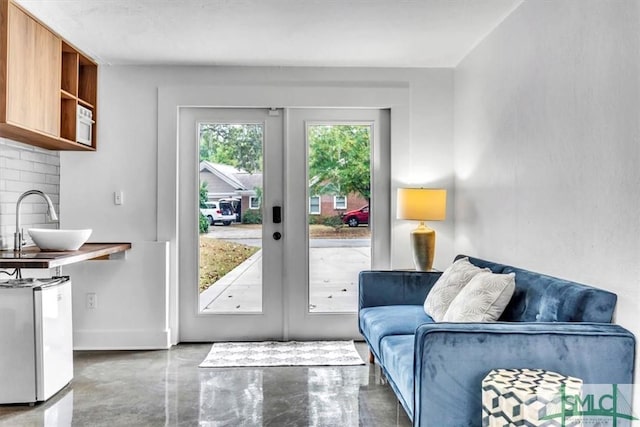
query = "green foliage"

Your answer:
(200, 124), (263, 173)
(308, 215), (344, 229)
(199, 181), (210, 233)
(199, 213), (210, 234)
(242, 210), (262, 224)
(308, 125), (371, 201)
(199, 181), (208, 207)
(322, 215), (344, 229)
